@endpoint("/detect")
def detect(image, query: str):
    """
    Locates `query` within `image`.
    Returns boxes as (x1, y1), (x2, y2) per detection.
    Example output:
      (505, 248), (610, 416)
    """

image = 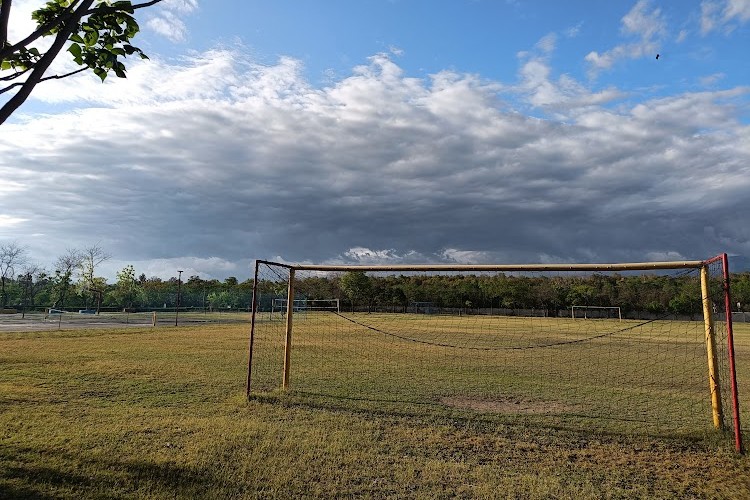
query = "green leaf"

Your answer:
(1, 61), (11, 71)
(68, 43), (82, 58)
(84, 30), (99, 47)
(94, 67), (107, 82)
(125, 17), (140, 37)
(112, 1), (135, 14)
